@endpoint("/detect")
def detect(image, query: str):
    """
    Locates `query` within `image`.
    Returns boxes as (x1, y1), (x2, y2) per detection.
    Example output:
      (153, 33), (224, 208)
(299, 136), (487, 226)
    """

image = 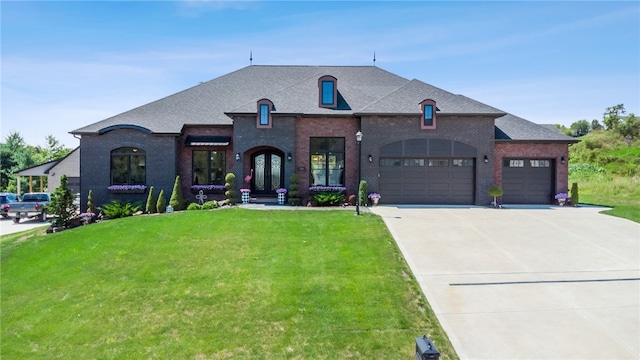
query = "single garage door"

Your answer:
(502, 159), (554, 204)
(377, 139), (477, 204)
